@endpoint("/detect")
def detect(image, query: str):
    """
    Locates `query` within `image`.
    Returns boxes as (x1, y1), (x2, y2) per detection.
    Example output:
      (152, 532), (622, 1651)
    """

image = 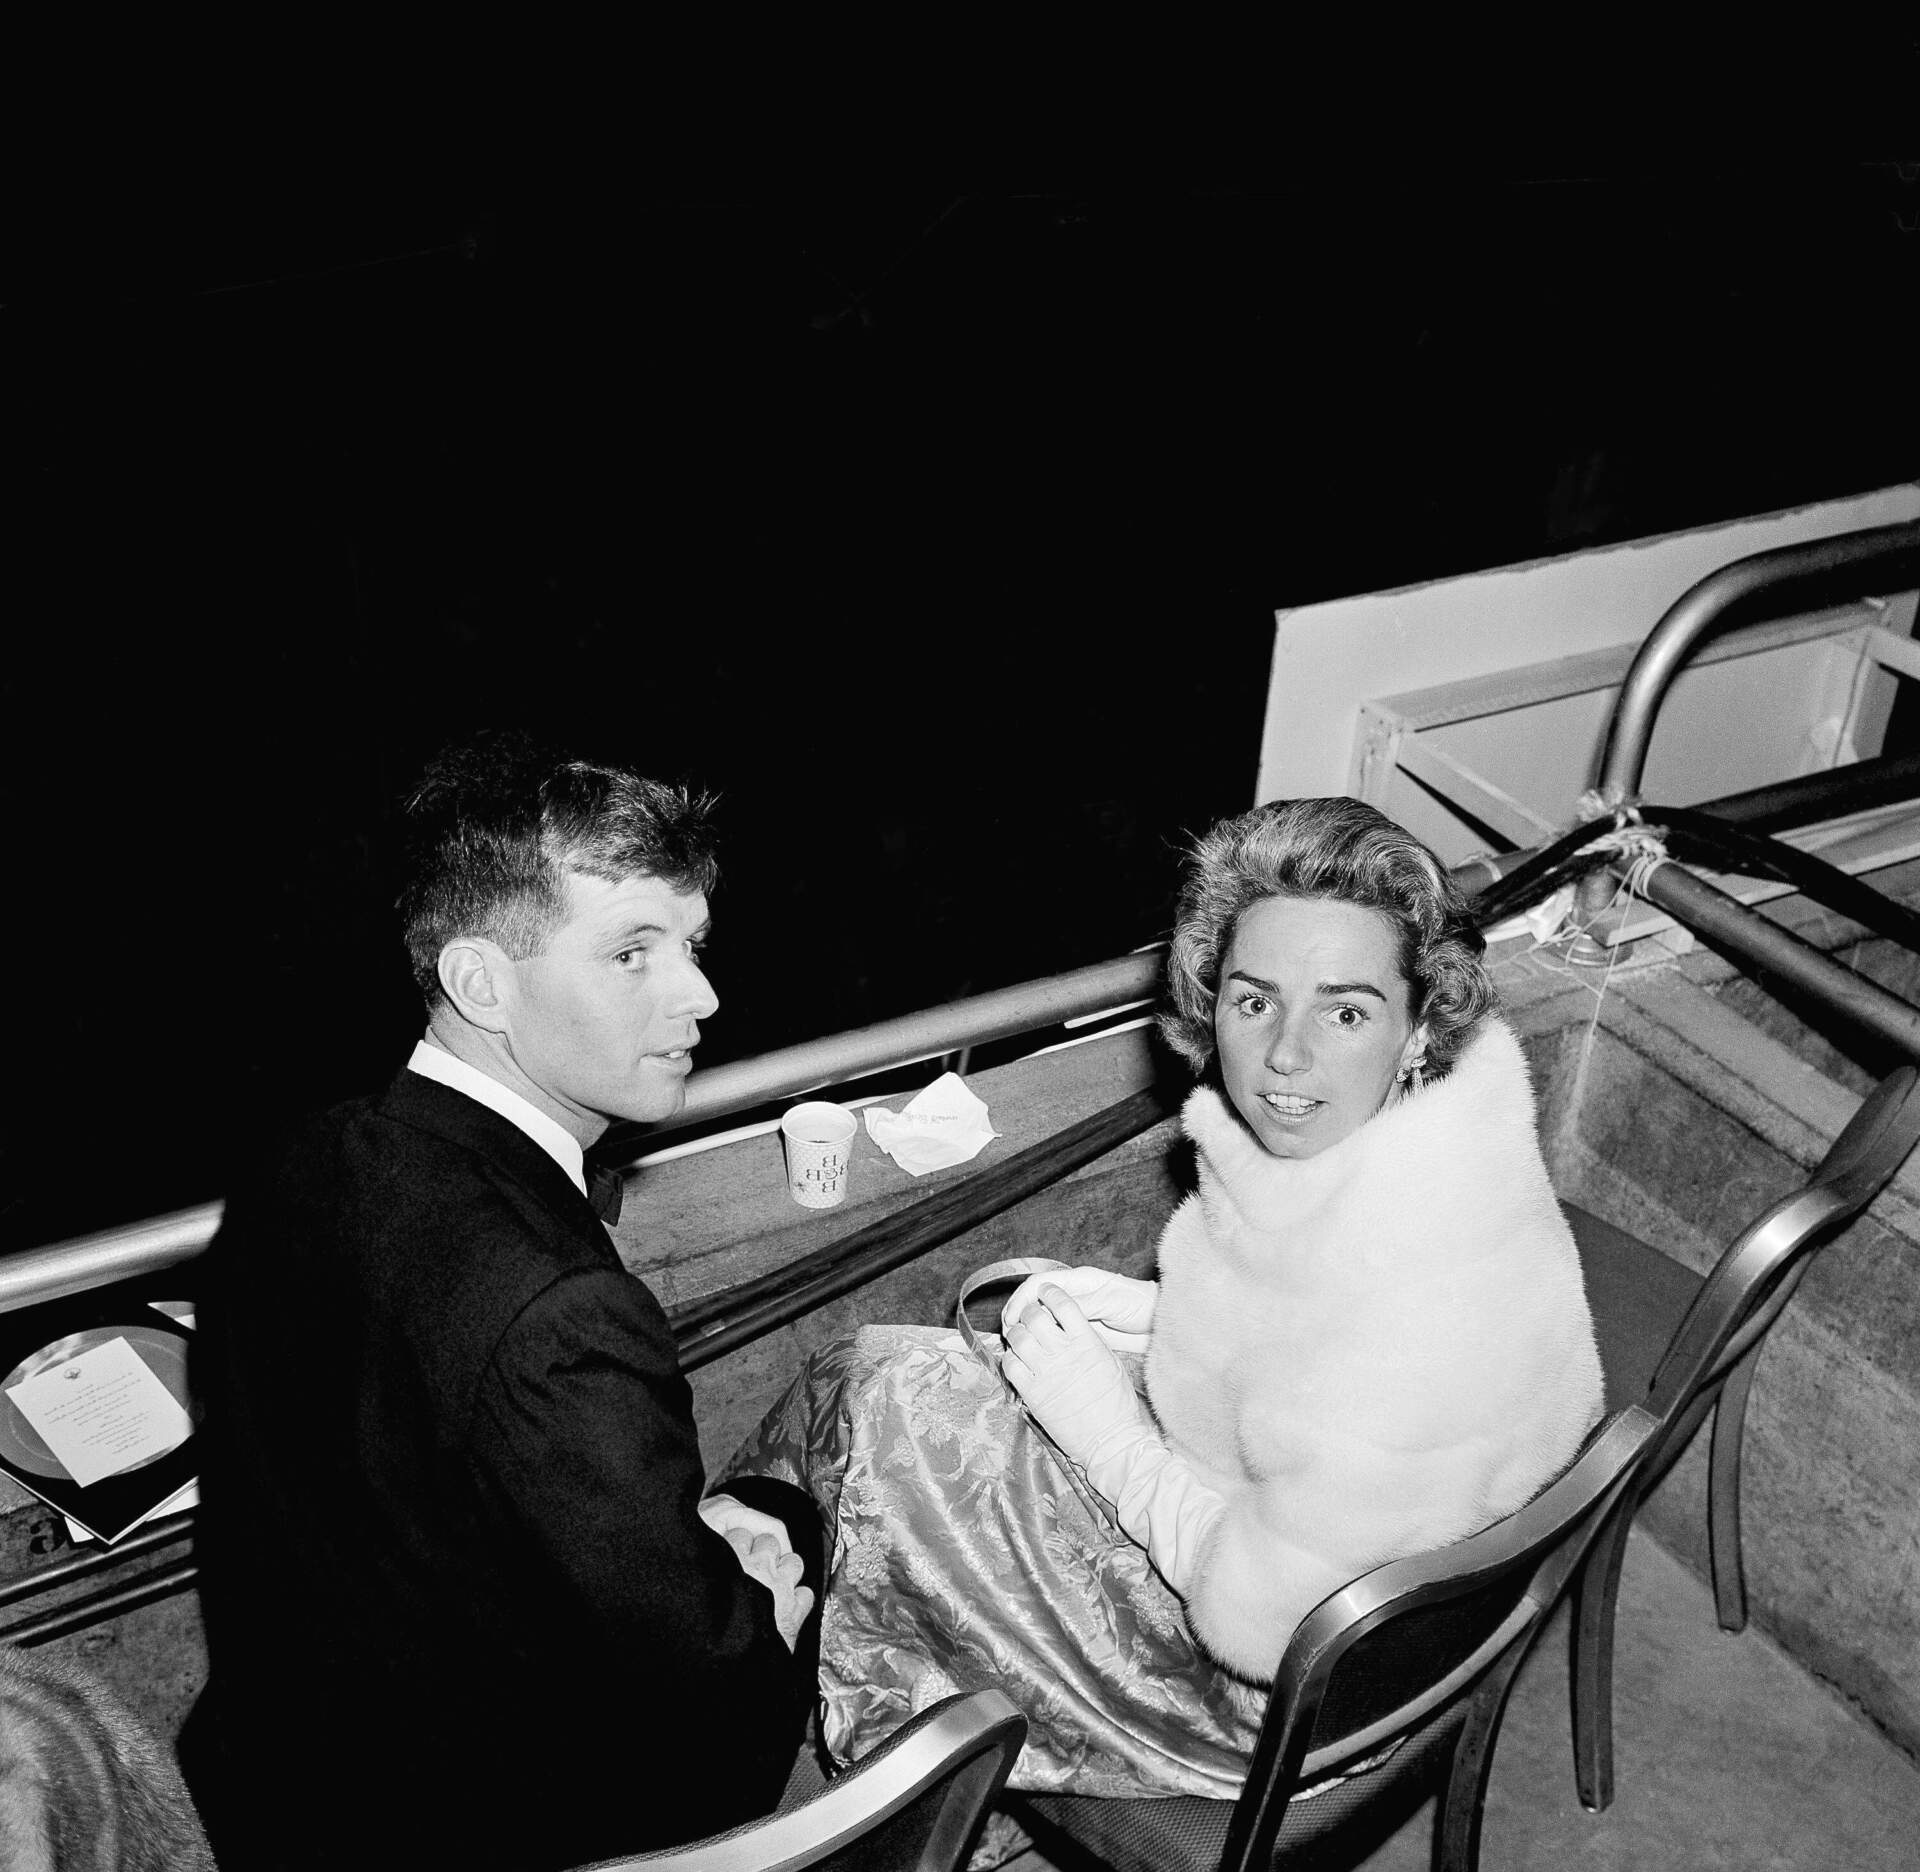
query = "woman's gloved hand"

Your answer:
(1002, 1284), (1151, 1463)
(1003, 1283), (1225, 1598)
(1001, 1264), (1158, 1353)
